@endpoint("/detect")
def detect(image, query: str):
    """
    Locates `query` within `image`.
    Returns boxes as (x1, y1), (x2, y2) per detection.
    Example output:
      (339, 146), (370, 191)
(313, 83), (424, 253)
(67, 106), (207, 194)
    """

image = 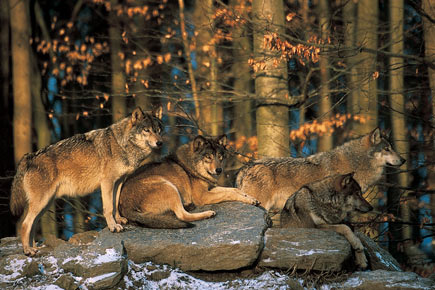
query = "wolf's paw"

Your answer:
(203, 210), (216, 219)
(108, 223), (124, 233)
(23, 246), (38, 256)
(242, 194), (260, 206)
(355, 250), (368, 269)
(115, 215), (128, 225)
